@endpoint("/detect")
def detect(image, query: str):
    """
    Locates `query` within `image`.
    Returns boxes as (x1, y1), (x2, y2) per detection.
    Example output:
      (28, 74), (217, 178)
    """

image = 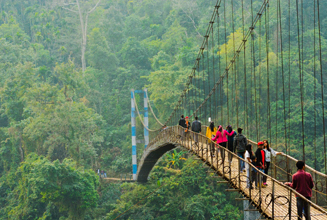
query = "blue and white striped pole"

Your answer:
(144, 88), (149, 149)
(131, 90), (137, 180)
